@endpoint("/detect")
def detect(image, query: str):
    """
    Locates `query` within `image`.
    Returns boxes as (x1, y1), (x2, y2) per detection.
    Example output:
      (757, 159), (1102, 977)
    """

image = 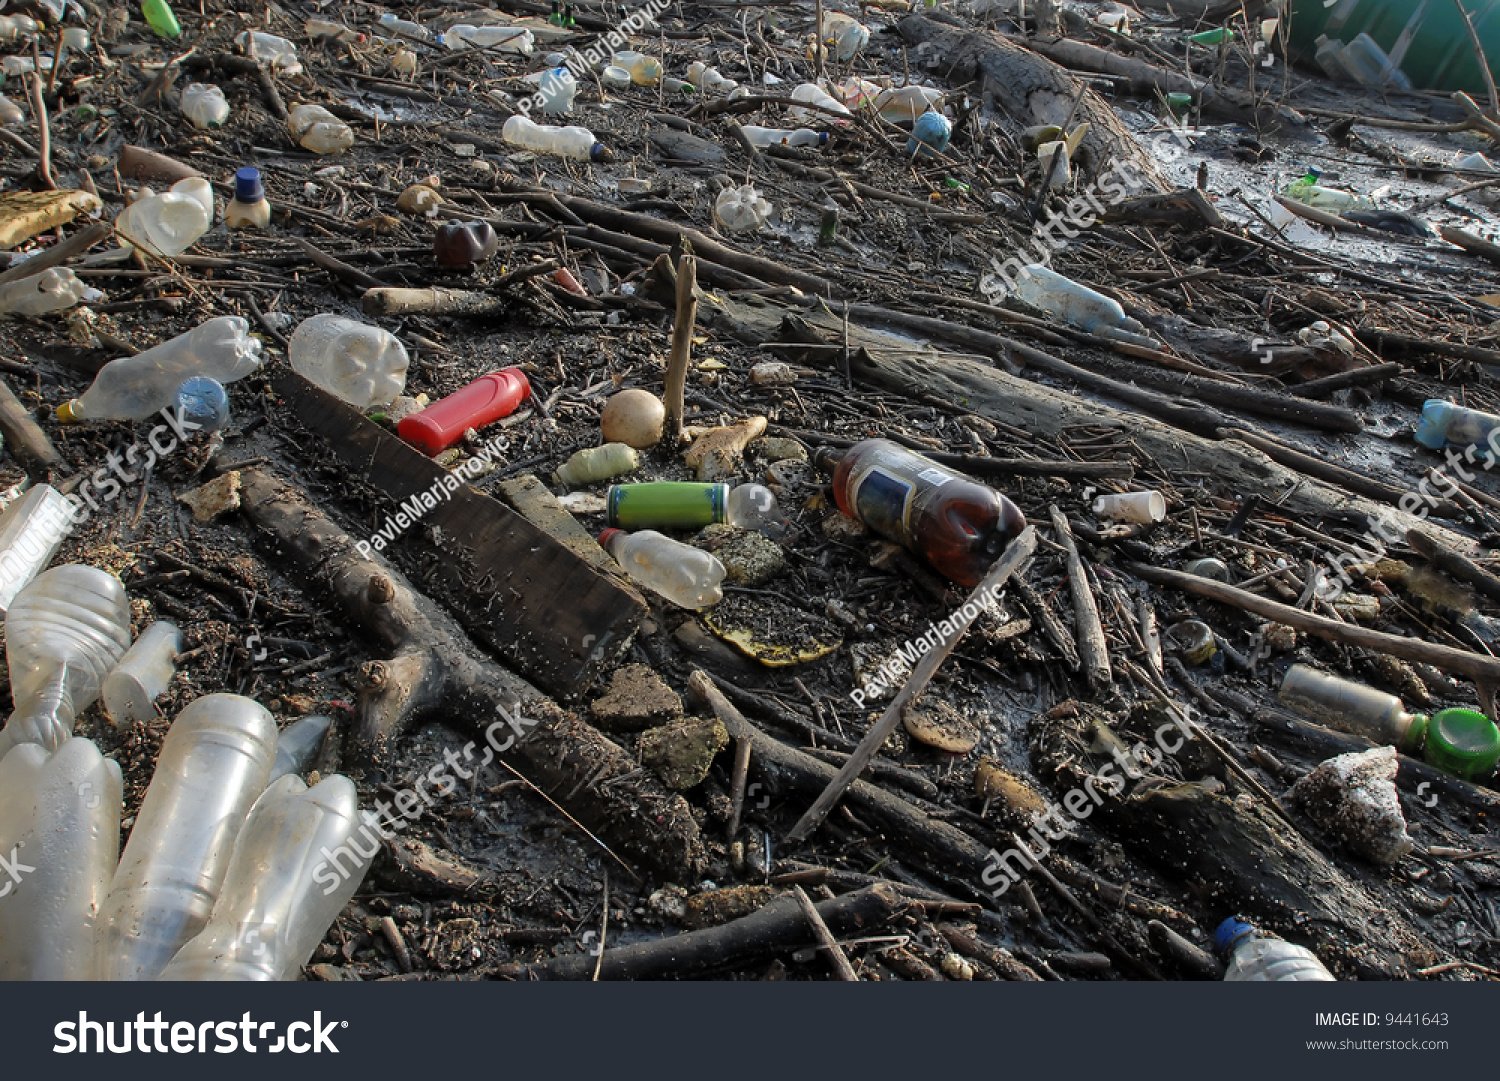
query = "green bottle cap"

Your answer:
(607, 482), (728, 530)
(1423, 708), (1500, 780)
